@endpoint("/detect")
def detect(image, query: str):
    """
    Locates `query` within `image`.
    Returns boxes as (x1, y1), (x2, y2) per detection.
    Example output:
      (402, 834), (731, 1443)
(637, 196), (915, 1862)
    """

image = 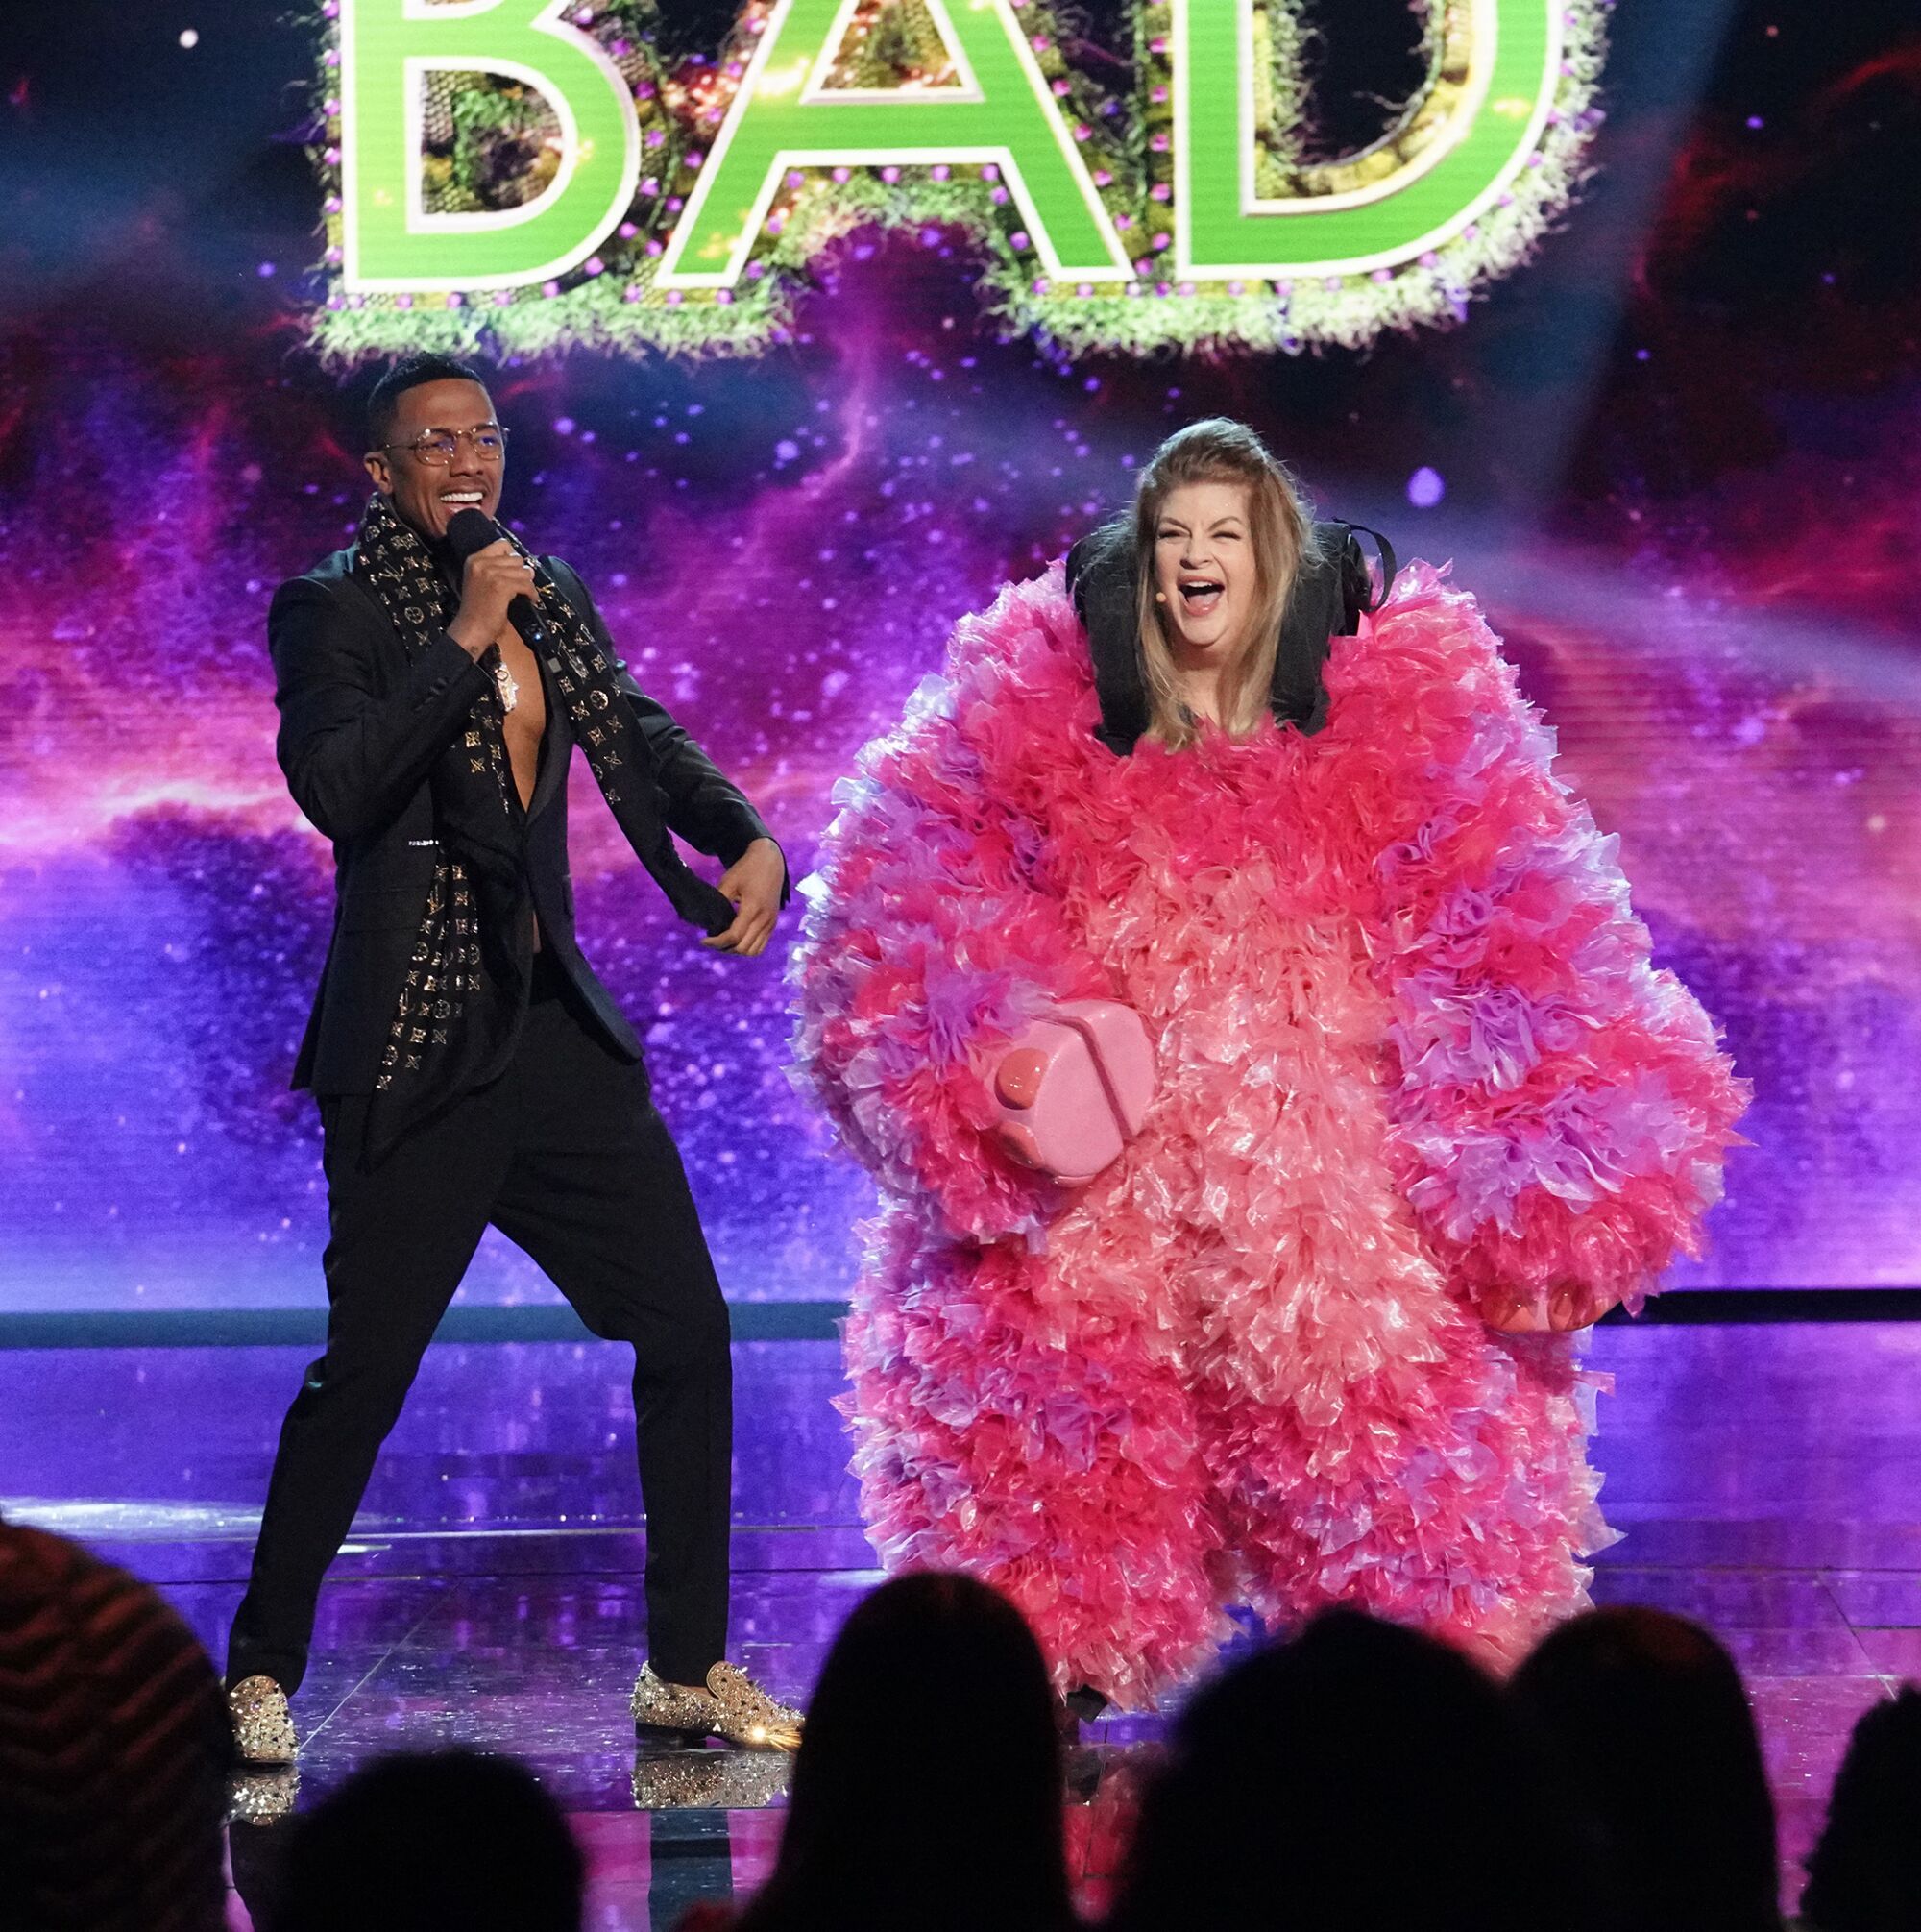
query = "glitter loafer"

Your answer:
(632, 1746), (794, 1810)
(229, 1675), (298, 1766)
(631, 1661), (804, 1751)
(228, 1767), (302, 1824)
